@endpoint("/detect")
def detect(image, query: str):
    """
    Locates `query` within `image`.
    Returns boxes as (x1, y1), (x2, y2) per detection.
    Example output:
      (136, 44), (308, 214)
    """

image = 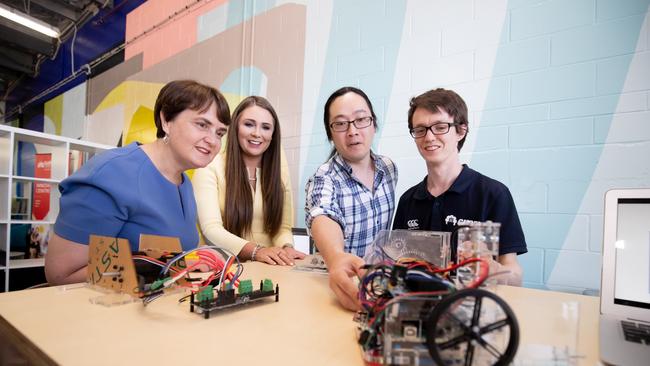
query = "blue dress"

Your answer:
(54, 142), (199, 251)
